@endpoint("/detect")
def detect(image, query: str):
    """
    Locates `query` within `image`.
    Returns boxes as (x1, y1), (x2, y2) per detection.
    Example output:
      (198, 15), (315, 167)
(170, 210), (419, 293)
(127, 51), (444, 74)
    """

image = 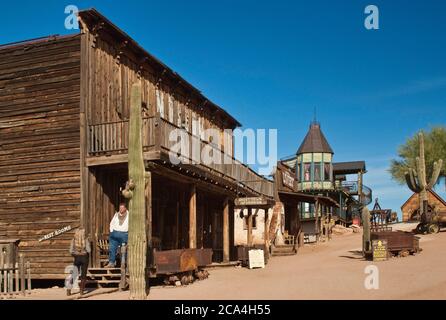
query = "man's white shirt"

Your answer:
(110, 211), (129, 233)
